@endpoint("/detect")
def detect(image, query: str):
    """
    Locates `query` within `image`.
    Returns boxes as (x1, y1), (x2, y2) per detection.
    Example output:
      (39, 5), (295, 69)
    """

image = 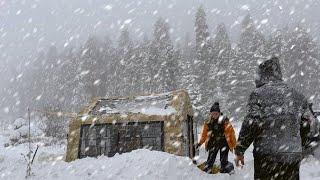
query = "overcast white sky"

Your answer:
(0, 0), (319, 72)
